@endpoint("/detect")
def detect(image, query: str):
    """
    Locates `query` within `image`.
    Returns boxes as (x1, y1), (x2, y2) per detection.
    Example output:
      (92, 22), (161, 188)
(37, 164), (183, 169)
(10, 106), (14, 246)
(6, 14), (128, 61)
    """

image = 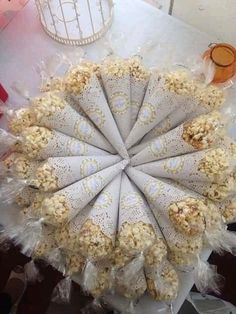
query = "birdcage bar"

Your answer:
(47, 0), (58, 35)
(99, 0), (105, 26)
(35, 0), (113, 46)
